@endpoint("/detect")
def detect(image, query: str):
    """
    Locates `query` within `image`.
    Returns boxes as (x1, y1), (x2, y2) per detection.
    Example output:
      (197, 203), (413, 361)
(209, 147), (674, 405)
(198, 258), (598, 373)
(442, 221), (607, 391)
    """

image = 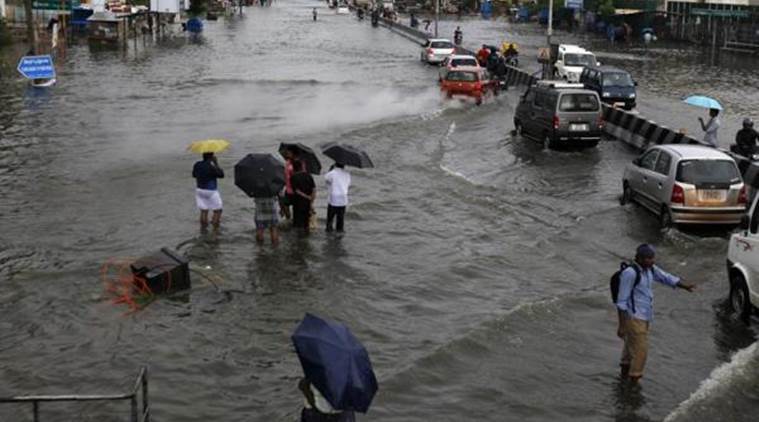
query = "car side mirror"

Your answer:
(740, 215), (750, 231)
